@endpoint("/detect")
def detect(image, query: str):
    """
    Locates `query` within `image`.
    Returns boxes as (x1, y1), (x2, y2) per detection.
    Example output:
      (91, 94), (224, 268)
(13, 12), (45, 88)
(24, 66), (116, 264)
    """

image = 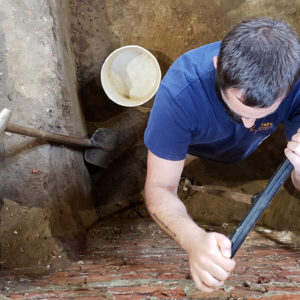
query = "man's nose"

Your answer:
(242, 117), (256, 128)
